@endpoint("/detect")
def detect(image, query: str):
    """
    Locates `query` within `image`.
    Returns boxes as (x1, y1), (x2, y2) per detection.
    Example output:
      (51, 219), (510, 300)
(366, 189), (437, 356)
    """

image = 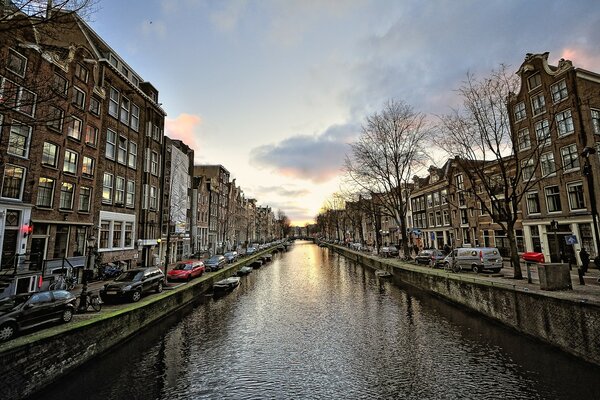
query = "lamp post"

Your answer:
(550, 219), (559, 262)
(79, 234), (96, 311)
(582, 146), (600, 260)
